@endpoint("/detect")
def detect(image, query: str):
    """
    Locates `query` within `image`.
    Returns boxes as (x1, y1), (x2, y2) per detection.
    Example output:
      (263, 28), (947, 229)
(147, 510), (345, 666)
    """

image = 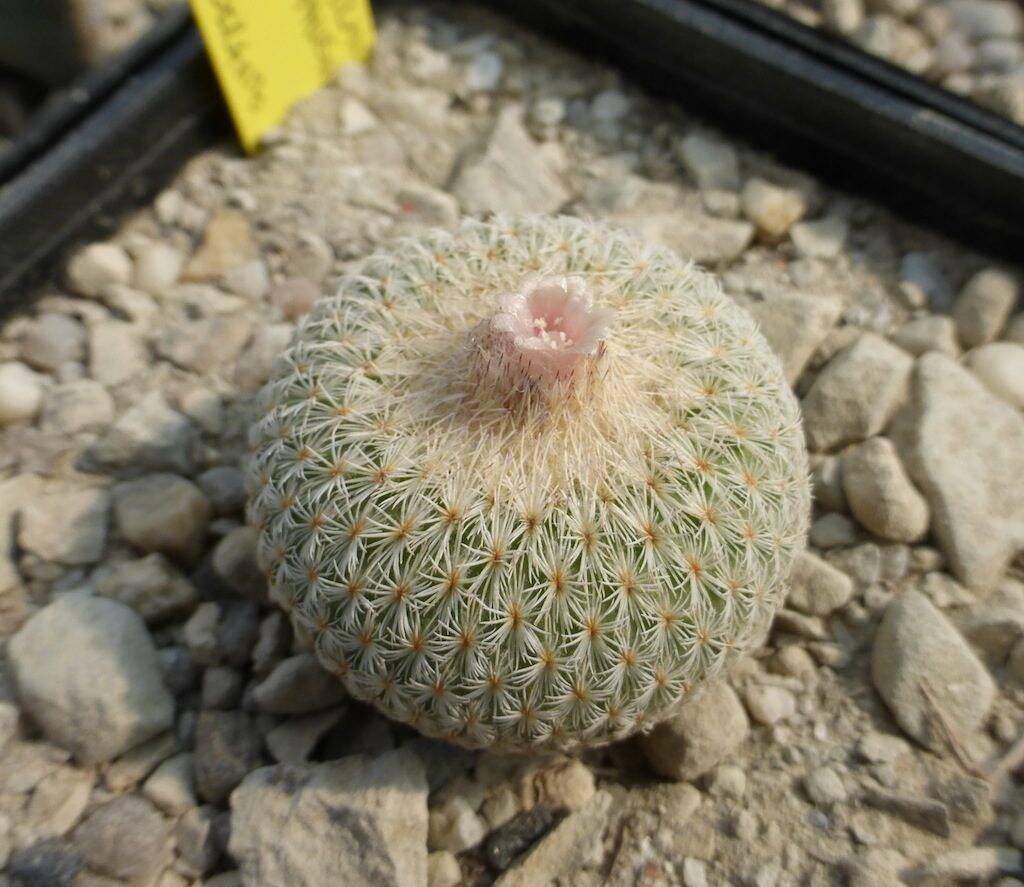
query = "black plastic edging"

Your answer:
(0, 13), (227, 313)
(490, 0), (1024, 257)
